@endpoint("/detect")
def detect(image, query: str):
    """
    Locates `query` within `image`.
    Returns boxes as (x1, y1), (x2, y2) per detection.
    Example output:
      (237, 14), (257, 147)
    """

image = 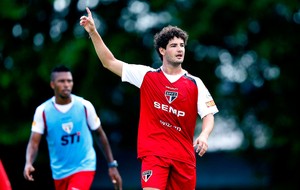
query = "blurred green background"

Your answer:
(1, 0), (299, 189)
